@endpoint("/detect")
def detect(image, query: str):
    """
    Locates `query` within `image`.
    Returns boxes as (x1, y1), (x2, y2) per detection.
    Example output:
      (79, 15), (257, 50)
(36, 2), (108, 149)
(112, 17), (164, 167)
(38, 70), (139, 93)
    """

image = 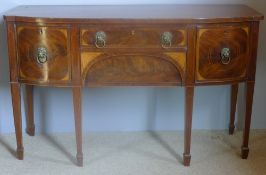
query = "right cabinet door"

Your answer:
(195, 24), (250, 84)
